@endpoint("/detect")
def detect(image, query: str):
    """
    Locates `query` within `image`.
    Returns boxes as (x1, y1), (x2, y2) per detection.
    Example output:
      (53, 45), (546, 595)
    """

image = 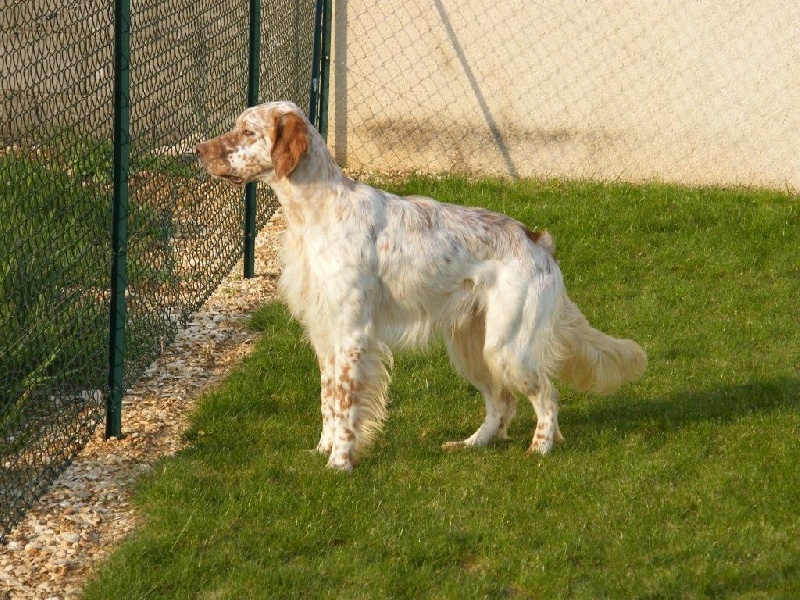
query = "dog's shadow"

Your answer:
(396, 374), (799, 457)
(560, 376), (799, 452)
